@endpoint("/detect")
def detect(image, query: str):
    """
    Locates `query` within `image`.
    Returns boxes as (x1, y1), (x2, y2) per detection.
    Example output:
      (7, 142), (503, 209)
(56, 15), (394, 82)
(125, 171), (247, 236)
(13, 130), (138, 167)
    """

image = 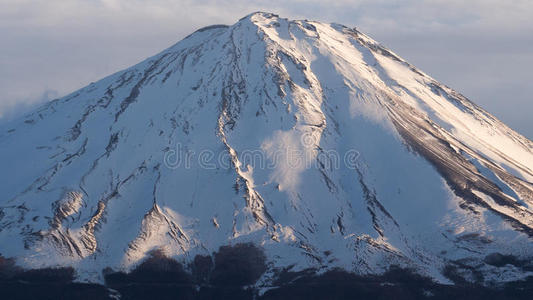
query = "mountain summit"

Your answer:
(1, 12), (532, 284)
